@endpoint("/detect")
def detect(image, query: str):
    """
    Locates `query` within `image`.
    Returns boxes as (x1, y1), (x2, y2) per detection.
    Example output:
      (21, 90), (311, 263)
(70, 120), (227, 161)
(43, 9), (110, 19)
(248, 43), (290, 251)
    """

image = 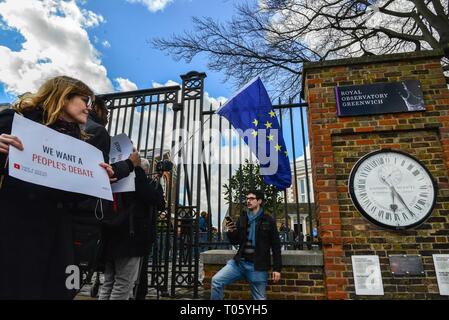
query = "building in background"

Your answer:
(285, 146), (315, 241)
(139, 148), (176, 209)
